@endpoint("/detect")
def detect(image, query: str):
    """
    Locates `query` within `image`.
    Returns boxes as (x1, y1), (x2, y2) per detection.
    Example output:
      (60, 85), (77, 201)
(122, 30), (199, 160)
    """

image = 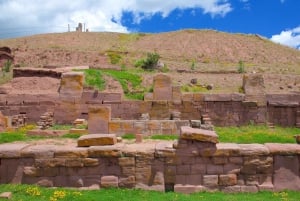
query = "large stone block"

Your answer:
(0, 111), (8, 132)
(88, 105), (111, 134)
(59, 72), (84, 98)
(273, 155), (300, 191)
(153, 74), (172, 100)
(180, 126), (219, 143)
(218, 174), (237, 186)
(100, 175), (119, 188)
(77, 134), (117, 147)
